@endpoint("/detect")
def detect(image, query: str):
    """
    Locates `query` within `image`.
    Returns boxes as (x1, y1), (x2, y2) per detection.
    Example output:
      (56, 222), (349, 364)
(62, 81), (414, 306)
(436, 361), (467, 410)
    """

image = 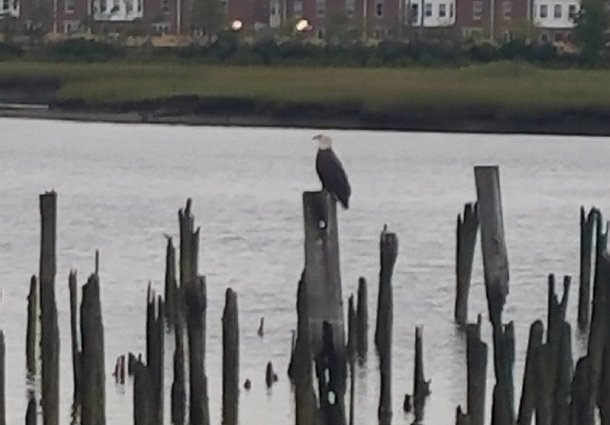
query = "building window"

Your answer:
(346, 0), (355, 16)
(293, 0), (303, 13)
(162, 0), (169, 12)
(125, 0), (133, 12)
(449, 2), (454, 16)
(410, 3), (419, 23)
(568, 4), (577, 18)
(502, 0), (511, 19)
(1, 0), (8, 9)
(317, 28), (325, 38)
(317, 0), (325, 16)
(112, 0), (119, 12)
(65, 0), (74, 13)
(100, 0), (107, 12)
(540, 31), (549, 42)
(375, 1), (383, 16)
(439, 3), (446, 17)
(424, 2), (432, 16)
(473, 0), (482, 19)
(539, 4), (548, 17)
(553, 3), (561, 17)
